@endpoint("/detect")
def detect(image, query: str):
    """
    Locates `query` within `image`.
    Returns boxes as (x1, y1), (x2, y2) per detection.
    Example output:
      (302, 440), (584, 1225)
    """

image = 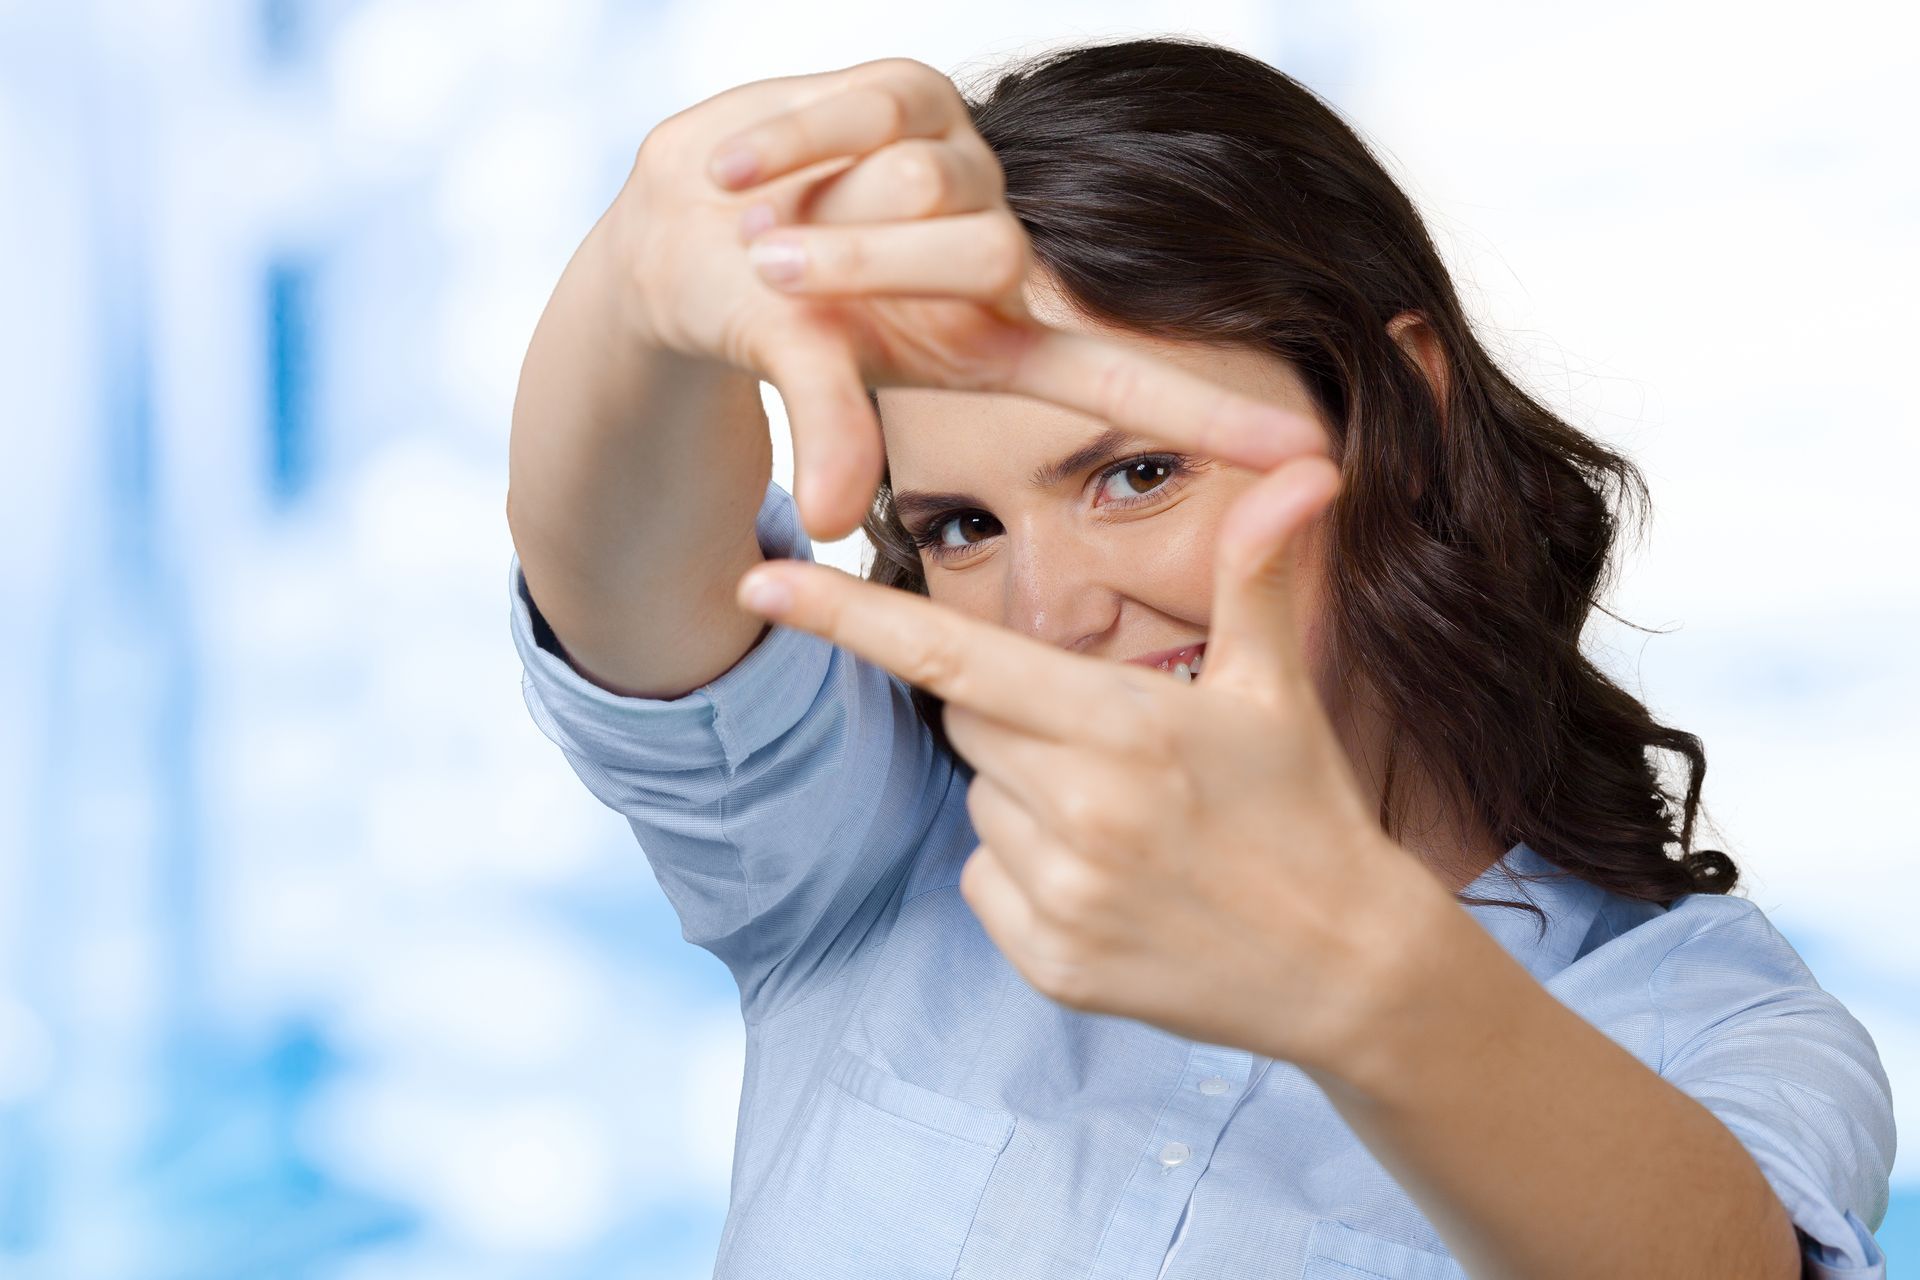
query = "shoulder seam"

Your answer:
(1646, 904), (1759, 1074)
